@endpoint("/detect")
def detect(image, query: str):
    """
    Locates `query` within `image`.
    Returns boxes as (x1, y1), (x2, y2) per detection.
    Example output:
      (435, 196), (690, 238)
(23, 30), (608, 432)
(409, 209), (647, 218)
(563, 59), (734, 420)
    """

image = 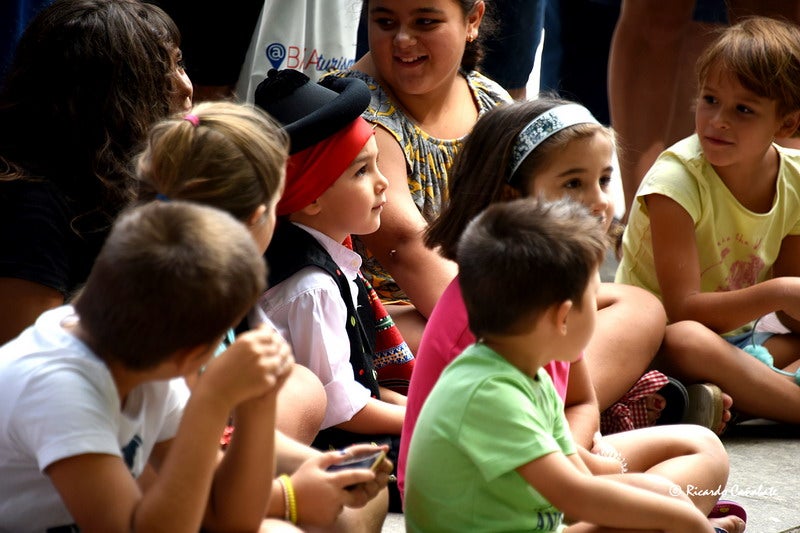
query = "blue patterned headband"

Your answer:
(507, 104), (601, 183)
